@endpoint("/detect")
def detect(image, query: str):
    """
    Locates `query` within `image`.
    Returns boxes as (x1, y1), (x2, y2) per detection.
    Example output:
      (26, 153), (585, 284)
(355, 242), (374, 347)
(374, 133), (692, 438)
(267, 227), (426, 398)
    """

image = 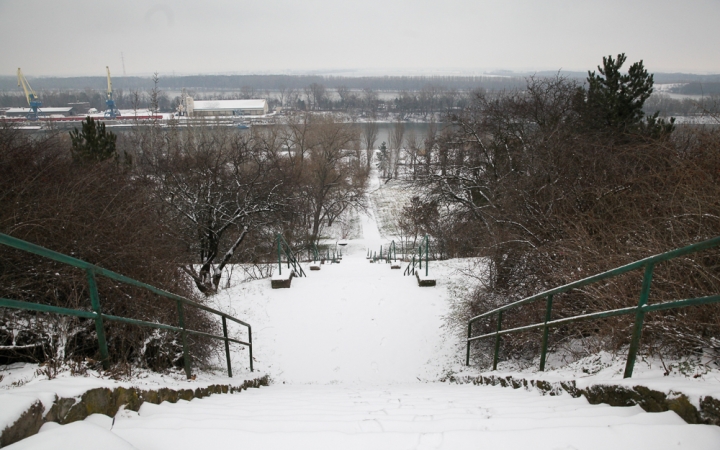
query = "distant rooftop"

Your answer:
(5, 107), (74, 113)
(192, 99), (267, 111)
